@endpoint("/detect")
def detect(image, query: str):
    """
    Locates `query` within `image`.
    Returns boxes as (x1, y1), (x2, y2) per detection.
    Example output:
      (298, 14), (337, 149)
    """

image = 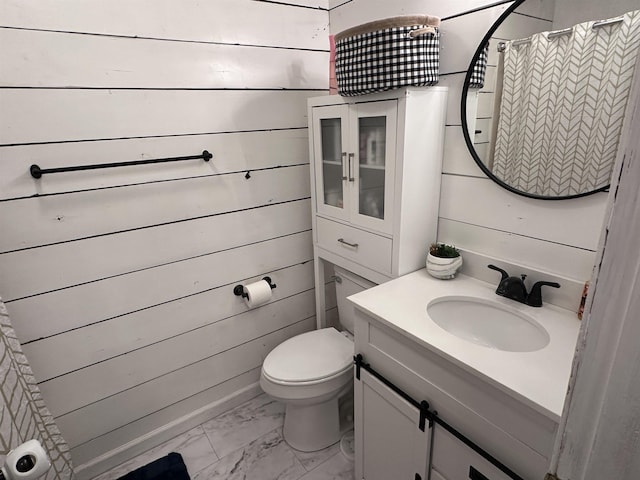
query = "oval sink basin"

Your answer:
(427, 296), (550, 352)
